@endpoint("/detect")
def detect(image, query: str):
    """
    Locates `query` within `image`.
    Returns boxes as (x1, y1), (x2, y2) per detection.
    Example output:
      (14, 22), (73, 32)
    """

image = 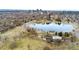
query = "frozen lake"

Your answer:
(30, 23), (74, 32)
